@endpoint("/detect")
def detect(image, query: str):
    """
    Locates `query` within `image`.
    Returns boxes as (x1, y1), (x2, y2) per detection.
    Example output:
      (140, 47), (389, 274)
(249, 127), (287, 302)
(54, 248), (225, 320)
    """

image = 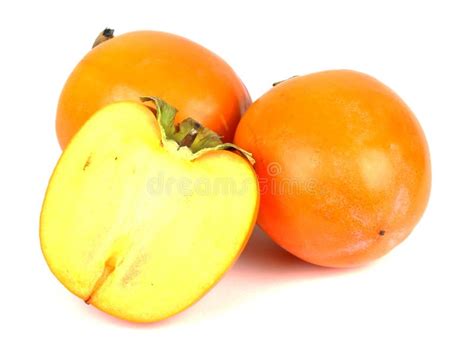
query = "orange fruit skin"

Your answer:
(234, 70), (431, 267)
(56, 31), (251, 149)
